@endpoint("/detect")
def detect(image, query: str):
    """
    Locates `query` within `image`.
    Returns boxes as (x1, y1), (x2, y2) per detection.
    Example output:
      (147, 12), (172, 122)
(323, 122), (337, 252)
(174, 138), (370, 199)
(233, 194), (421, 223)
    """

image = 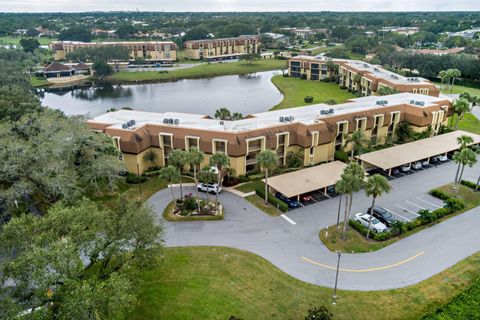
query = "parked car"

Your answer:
(275, 192), (300, 209)
(400, 163), (411, 172)
(412, 161), (422, 170)
(422, 159), (430, 167)
(391, 168), (400, 176)
(432, 154), (448, 162)
(353, 212), (387, 233)
(367, 206), (396, 227)
(301, 194), (313, 202)
(197, 183), (222, 194)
